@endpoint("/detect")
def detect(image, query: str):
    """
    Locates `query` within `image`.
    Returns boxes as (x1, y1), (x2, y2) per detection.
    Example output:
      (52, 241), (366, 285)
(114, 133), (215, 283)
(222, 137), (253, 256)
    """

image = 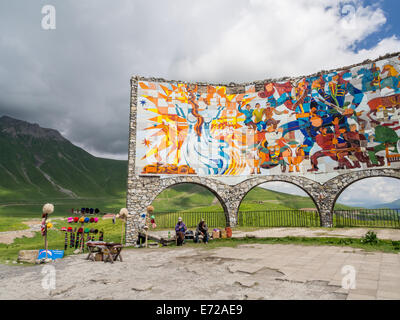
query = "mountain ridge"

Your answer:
(0, 115), (127, 202)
